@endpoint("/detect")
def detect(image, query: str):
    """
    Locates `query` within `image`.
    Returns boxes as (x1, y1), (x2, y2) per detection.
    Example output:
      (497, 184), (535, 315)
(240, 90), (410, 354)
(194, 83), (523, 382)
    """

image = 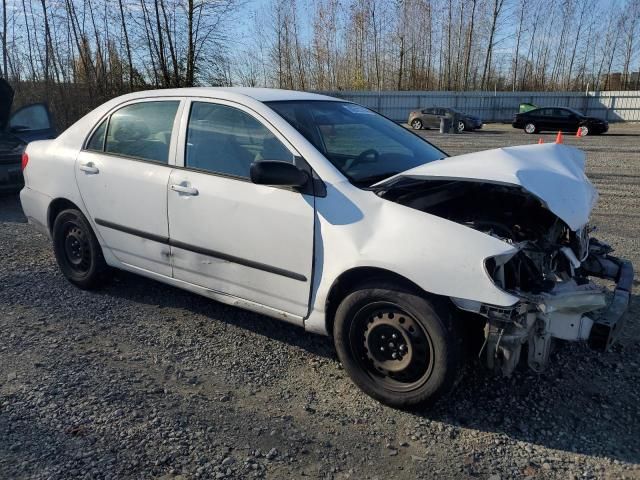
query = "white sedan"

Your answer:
(20, 88), (632, 408)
